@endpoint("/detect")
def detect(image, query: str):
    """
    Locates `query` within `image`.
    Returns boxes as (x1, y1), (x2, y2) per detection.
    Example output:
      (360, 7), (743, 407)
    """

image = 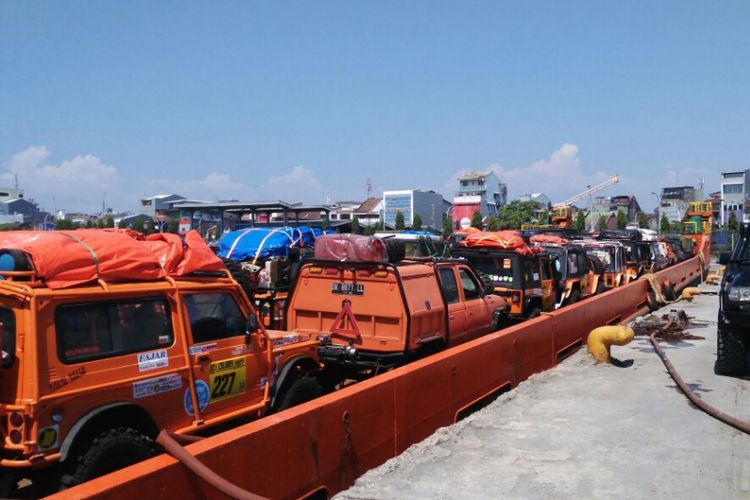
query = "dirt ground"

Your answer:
(338, 274), (750, 499)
